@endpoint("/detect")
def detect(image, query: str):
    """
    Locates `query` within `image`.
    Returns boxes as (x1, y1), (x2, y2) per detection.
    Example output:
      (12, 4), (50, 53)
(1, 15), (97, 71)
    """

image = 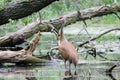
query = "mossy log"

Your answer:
(0, 31), (49, 63)
(1, 3), (120, 47)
